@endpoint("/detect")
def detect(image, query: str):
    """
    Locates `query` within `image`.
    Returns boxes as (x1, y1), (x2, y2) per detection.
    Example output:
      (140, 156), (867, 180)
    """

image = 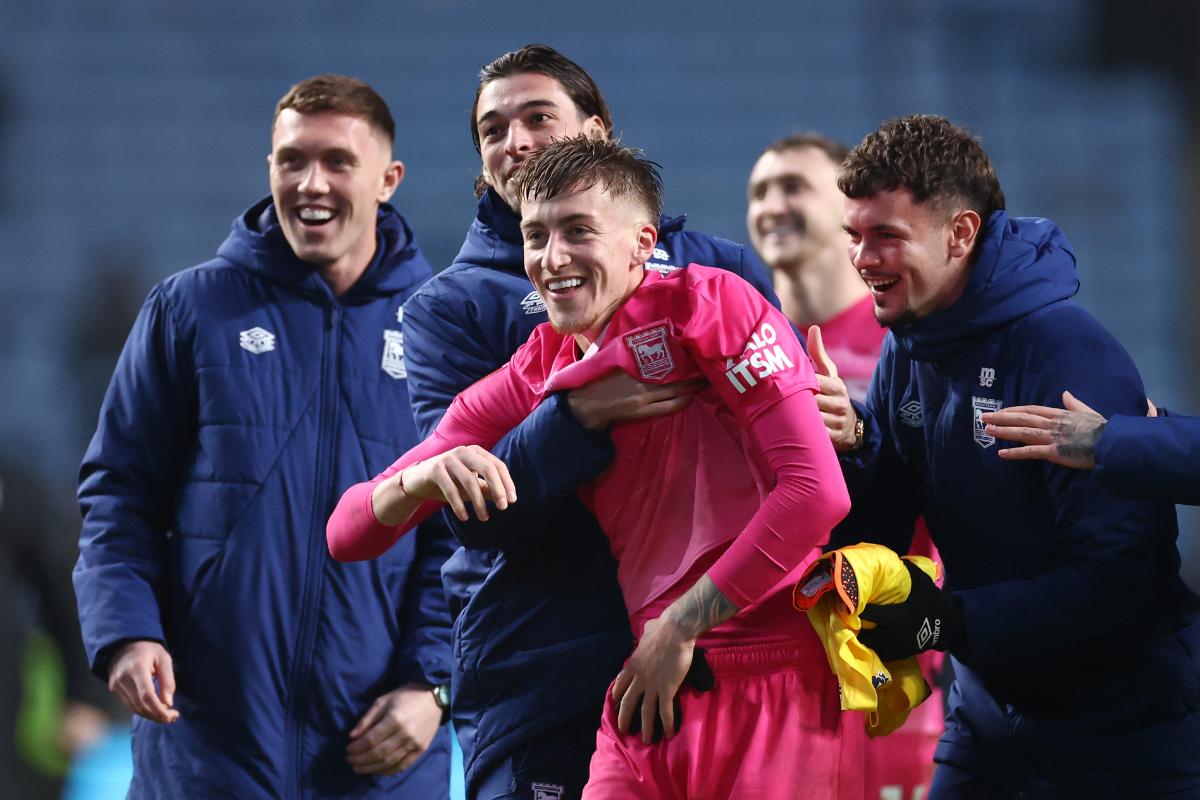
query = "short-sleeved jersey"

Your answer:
(439, 265), (817, 615)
